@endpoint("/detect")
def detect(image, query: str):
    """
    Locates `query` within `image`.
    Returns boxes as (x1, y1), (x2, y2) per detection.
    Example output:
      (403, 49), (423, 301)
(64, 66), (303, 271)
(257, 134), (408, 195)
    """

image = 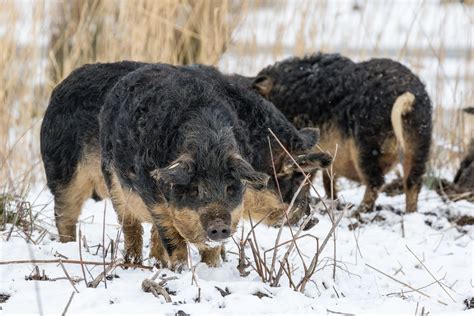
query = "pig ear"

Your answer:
(252, 75), (273, 96)
(298, 127), (320, 150)
(280, 152), (333, 176)
(463, 107), (474, 114)
(151, 157), (194, 185)
(231, 156), (270, 190)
